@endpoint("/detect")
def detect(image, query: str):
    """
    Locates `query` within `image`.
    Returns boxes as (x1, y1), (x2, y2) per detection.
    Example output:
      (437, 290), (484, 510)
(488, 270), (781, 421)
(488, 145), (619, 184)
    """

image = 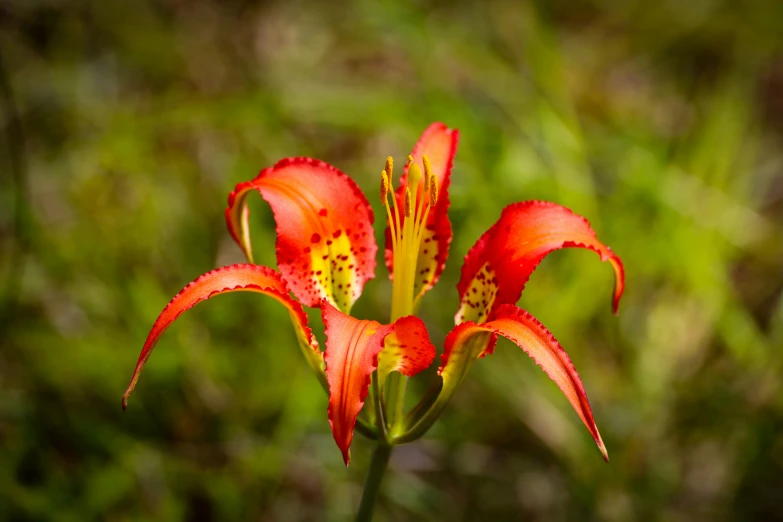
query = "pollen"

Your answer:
(422, 155), (432, 179)
(429, 175), (438, 206)
(380, 170), (390, 202)
(385, 156), (394, 178)
(404, 187), (412, 217)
